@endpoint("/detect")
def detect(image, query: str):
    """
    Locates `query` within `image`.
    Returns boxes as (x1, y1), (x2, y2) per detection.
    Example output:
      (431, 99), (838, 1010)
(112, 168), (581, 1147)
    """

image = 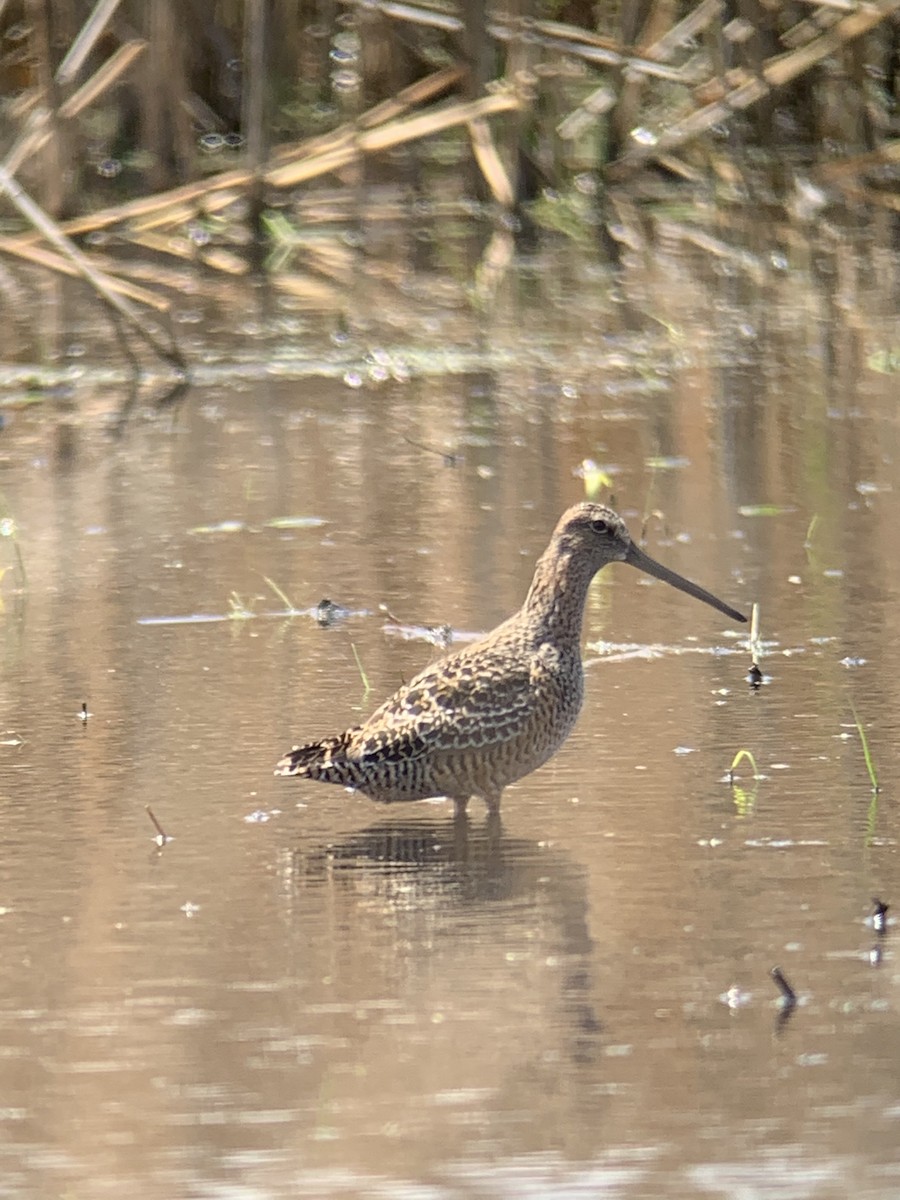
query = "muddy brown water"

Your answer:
(1, 227), (899, 1197)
